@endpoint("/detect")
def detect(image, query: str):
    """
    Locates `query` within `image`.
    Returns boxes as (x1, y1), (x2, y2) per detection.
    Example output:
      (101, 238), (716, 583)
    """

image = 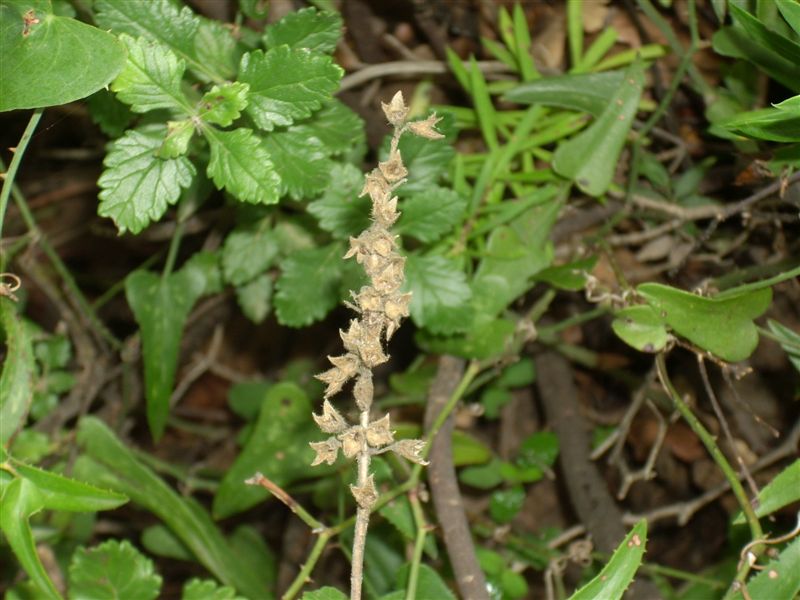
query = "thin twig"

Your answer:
(338, 60), (513, 92)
